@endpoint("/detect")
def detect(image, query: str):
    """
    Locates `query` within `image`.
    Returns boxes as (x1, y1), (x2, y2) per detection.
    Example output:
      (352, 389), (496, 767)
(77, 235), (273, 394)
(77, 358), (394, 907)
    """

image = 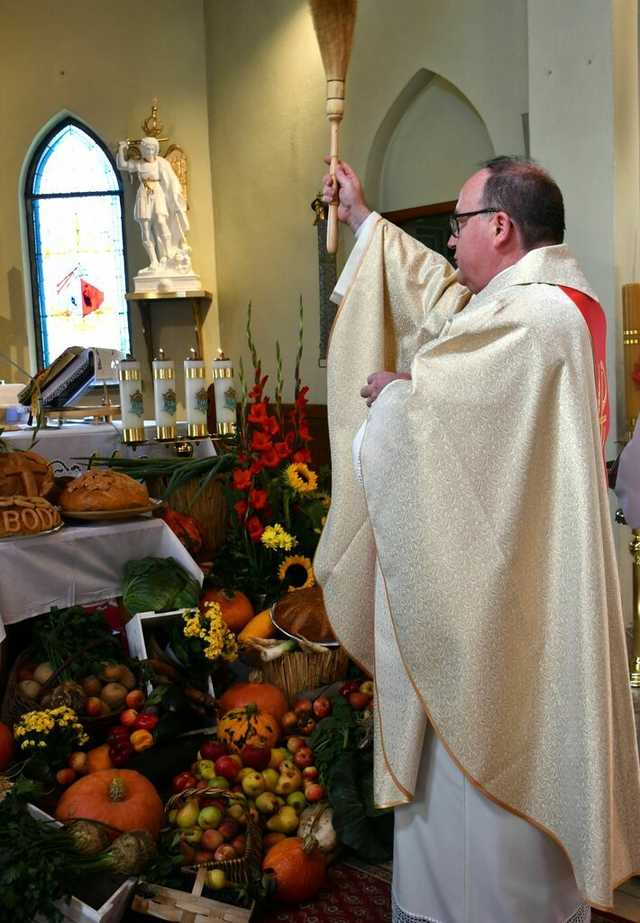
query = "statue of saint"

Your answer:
(117, 137), (197, 285)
